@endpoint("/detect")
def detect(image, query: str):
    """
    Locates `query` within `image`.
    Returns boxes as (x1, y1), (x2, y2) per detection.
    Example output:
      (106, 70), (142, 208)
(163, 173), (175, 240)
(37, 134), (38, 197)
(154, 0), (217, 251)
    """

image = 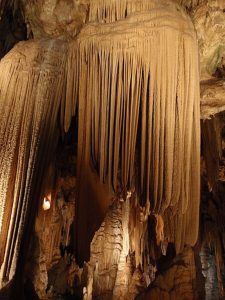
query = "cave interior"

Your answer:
(0, 0), (225, 299)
